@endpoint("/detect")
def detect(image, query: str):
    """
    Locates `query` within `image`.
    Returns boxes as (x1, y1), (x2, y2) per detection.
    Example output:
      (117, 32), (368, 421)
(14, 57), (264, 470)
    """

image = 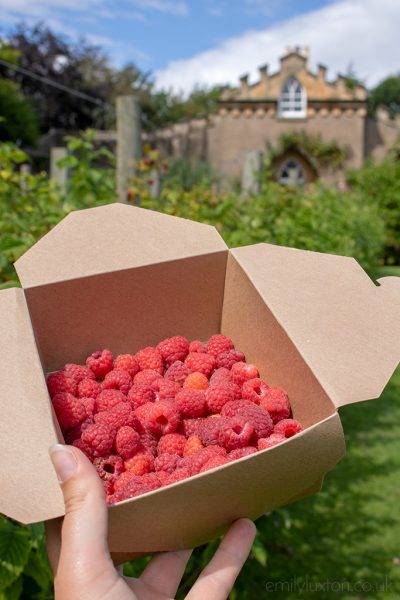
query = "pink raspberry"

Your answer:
(221, 399), (255, 417)
(189, 340), (207, 353)
(81, 423), (115, 457)
(157, 335), (189, 367)
(157, 433), (186, 456)
(64, 364), (96, 383)
(102, 368), (132, 395)
(114, 471), (137, 492)
(73, 438), (95, 461)
(178, 418), (202, 437)
(94, 402), (135, 430)
(155, 471), (170, 486)
(216, 349), (245, 370)
(128, 383), (155, 409)
(231, 361), (259, 386)
(151, 378), (180, 400)
(190, 445), (227, 474)
(183, 434), (203, 456)
(258, 433), (286, 450)
(207, 334), (234, 357)
(63, 418), (93, 444)
(135, 346), (164, 374)
(209, 367), (232, 386)
(114, 354), (140, 378)
(183, 372), (209, 390)
(115, 426), (142, 460)
(109, 478), (153, 504)
(140, 472), (162, 490)
(185, 352), (216, 378)
(154, 453), (180, 473)
(198, 417), (227, 446)
(77, 378), (101, 399)
(175, 389), (206, 418)
(81, 396), (96, 418)
(134, 369), (163, 386)
(138, 400), (180, 437)
(96, 389), (127, 413)
(94, 455), (124, 482)
(205, 384), (235, 413)
(200, 455), (229, 473)
(273, 419), (302, 438)
(260, 388), (292, 424)
(228, 446), (257, 460)
(140, 432), (158, 456)
(165, 468), (191, 484)
(47, 371), (77, 398)
(219, 416), (254, 451)
(125, 451), (154, 476)
(103, 480), (114, 496)
(164, 360), (191, 385)
(52, 392), (86, 430)
(242, 378), (270, 405)
(86, 349), (113, 379)
(222, 401), (273, 441)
